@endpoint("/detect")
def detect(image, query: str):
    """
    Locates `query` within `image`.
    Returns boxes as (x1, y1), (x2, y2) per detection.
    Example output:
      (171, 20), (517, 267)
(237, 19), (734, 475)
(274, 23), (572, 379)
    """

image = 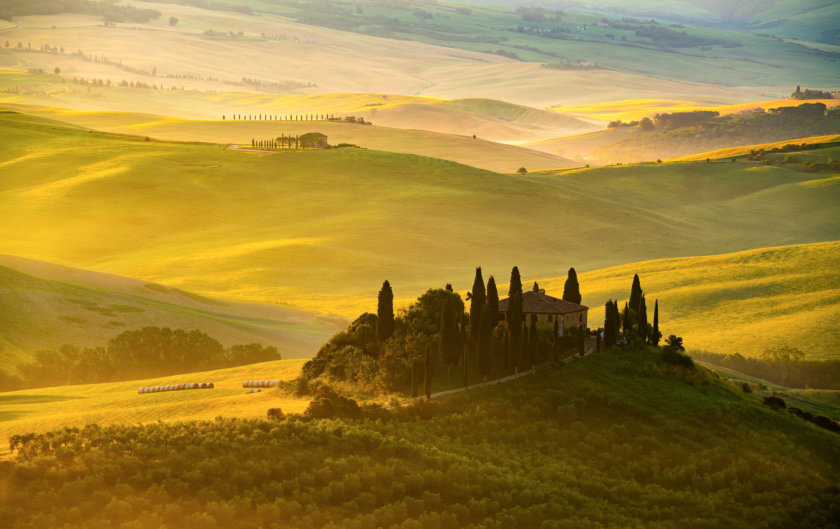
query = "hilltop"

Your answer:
(1, 111), (838, 319)
(1, 348), (838, 527)
(538, 241), (840, 360)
